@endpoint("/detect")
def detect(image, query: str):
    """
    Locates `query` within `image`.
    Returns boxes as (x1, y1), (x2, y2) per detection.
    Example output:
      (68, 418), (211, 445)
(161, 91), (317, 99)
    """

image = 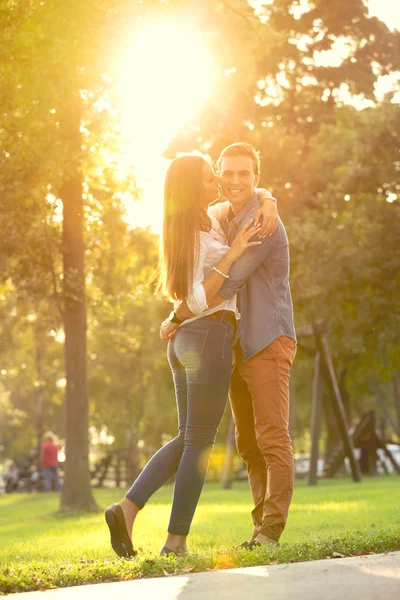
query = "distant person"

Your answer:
(5, 462), (19, 493)
(41, 433), (61, 492)
(105, 154), (277, 558)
